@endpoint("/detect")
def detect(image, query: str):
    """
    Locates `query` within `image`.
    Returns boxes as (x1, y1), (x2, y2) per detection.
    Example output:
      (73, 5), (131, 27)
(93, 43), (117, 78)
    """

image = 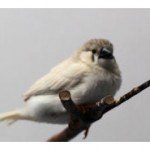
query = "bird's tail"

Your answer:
(0, 109), (30, 125)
